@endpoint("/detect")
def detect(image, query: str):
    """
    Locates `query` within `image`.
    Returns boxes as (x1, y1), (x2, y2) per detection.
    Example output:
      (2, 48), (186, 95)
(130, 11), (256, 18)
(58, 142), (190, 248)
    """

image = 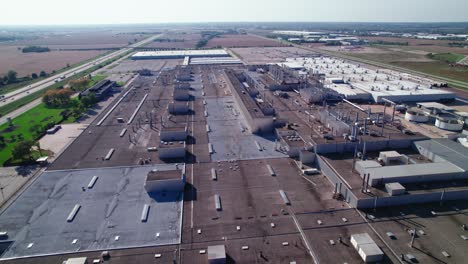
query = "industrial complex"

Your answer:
(1, 34), (468, 264)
